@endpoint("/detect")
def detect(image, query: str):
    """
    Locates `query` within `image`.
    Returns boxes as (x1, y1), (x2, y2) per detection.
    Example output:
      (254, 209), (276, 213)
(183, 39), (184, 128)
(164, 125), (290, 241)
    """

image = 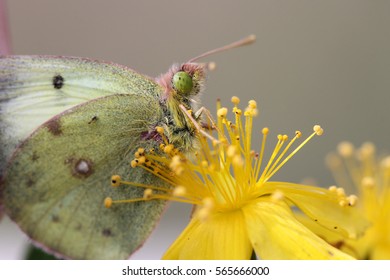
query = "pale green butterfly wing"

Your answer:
(0, 56), (170, 259)
(0, 55), (156, 171)
(3, 94), (169, 259)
